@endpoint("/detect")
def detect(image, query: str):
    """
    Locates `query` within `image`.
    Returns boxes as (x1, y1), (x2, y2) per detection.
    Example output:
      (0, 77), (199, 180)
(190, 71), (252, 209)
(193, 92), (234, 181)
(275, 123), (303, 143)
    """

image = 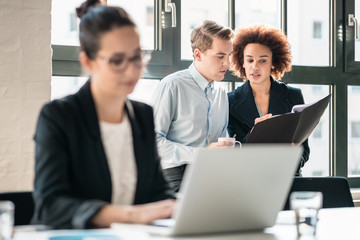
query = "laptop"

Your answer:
(112, 144), (302, 236)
